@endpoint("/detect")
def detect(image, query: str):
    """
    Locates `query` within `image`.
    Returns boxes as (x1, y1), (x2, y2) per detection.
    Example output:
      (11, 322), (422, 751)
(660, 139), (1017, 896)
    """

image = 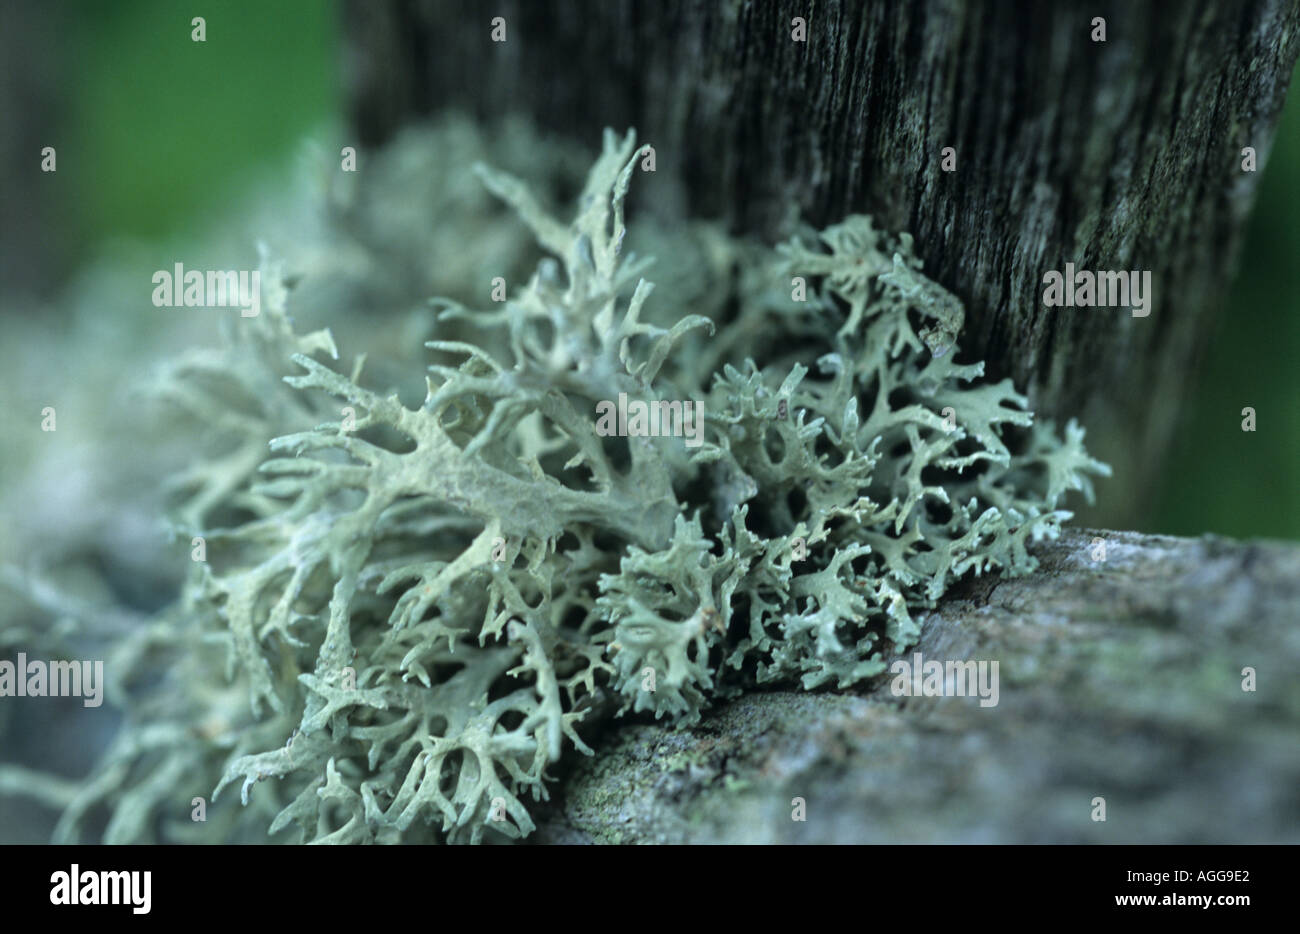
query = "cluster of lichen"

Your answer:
(5, 126), (1107, 844)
